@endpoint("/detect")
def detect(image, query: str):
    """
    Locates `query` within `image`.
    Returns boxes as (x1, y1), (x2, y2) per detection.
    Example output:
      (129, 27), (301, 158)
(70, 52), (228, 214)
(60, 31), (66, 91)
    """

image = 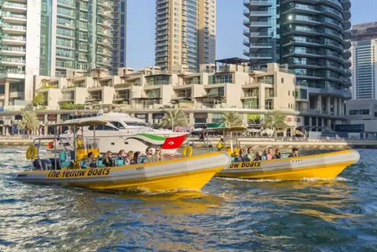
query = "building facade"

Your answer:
(345, 99), (377, 132)
(350, 22), (377, 100)
(29, 61), (347, 133)
(0, 0), (127, 109)
(350, 39), (377, 100)
(243, 0), (351, 129)
(155, 0), (216, 71)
